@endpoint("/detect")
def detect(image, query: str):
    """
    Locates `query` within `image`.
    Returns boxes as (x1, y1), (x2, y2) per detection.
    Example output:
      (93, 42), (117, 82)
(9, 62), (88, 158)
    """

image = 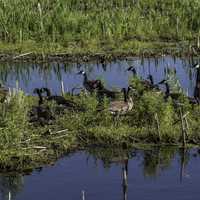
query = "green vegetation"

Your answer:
(0, 0), (199, 55)
(0, 0), (200, 171)
(0, 75), (200, 172)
